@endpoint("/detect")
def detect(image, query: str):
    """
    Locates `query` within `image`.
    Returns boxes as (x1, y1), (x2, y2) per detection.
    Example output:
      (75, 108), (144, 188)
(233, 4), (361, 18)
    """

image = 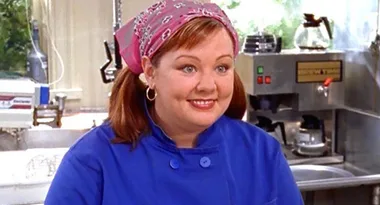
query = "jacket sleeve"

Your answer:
(275, 150), (304, 205)
(44, 150), (103, 205)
